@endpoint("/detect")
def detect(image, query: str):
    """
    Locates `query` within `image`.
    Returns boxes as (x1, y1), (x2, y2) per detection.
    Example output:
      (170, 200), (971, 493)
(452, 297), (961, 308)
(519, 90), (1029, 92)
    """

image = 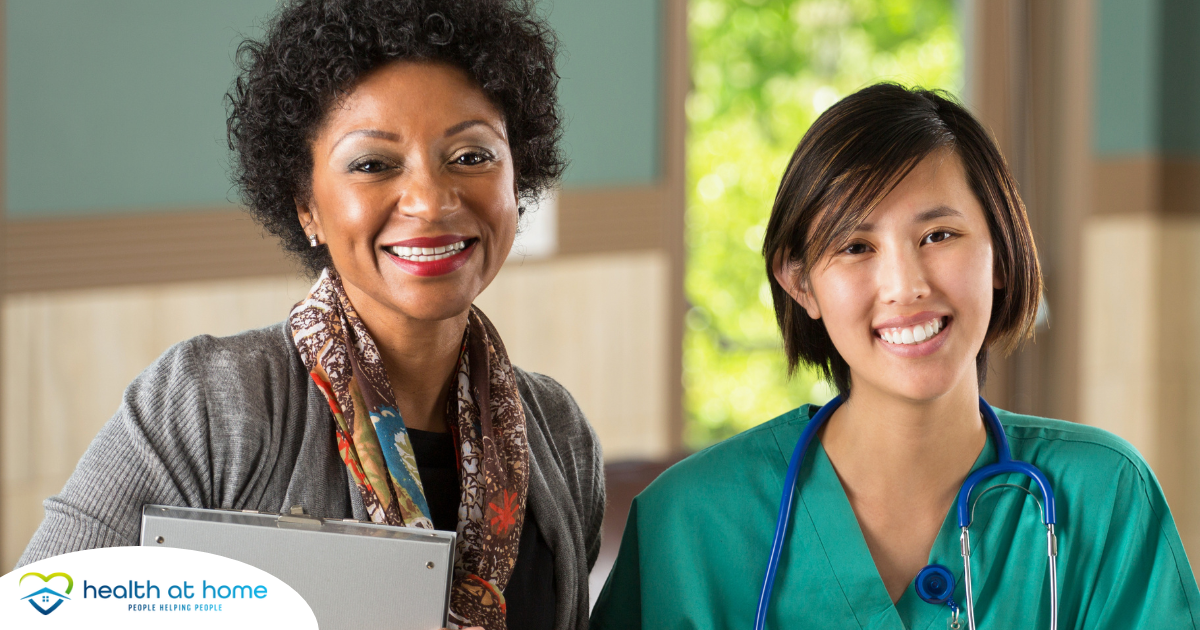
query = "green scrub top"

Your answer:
(590, 405), (1200, 629)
